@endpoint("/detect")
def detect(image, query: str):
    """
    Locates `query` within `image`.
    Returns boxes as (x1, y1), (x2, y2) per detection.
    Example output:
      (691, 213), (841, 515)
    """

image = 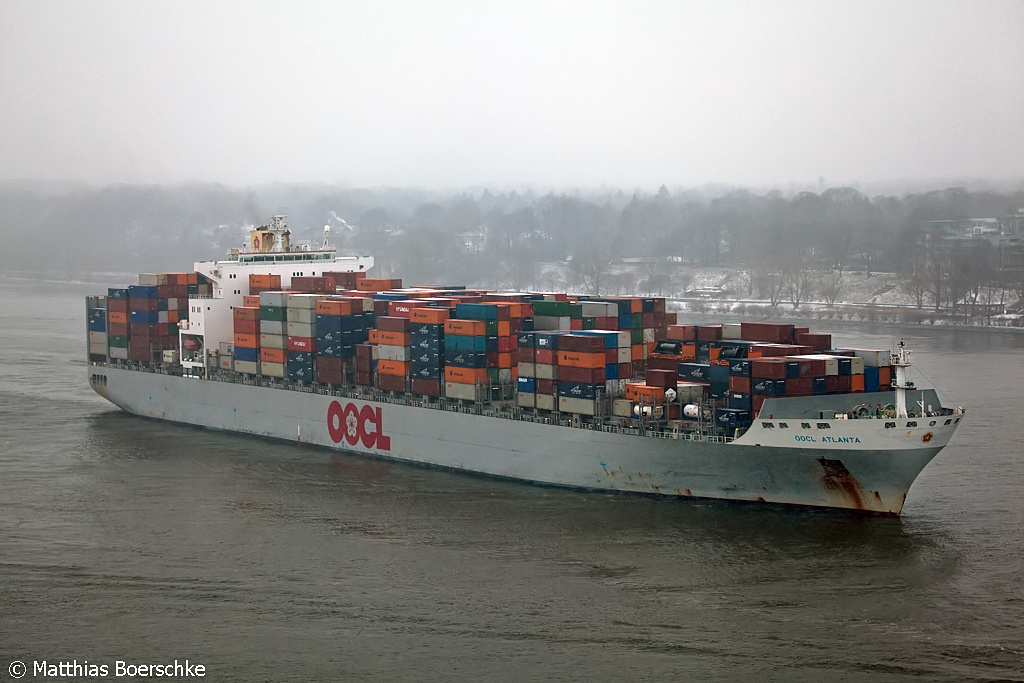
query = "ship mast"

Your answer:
(891, 339), (913, 418)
